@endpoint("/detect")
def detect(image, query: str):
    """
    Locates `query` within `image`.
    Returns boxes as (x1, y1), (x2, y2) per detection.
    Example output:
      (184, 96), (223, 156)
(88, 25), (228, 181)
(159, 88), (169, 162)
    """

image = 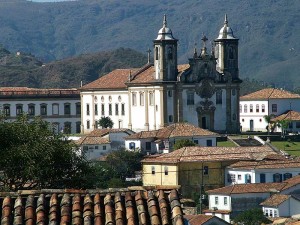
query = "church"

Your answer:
(80, 15), (241, 134)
